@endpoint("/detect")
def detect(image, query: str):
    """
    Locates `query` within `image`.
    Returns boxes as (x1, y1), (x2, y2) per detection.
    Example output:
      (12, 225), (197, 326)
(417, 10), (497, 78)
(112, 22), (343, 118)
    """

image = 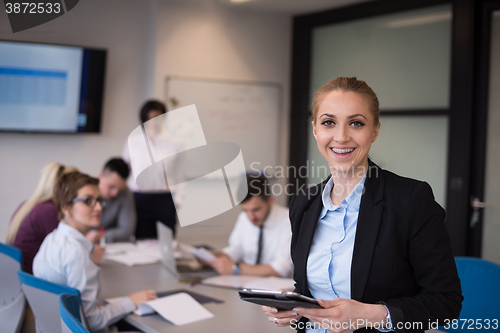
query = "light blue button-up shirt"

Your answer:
(305, 173), (366, 333)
